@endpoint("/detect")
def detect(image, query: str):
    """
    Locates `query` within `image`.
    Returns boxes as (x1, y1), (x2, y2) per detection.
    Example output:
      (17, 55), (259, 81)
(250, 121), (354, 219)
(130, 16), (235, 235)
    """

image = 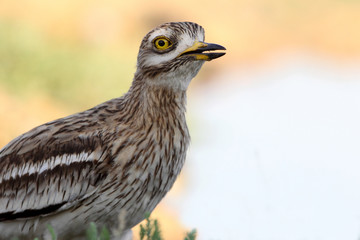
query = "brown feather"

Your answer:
(0, 21), (223, 240)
